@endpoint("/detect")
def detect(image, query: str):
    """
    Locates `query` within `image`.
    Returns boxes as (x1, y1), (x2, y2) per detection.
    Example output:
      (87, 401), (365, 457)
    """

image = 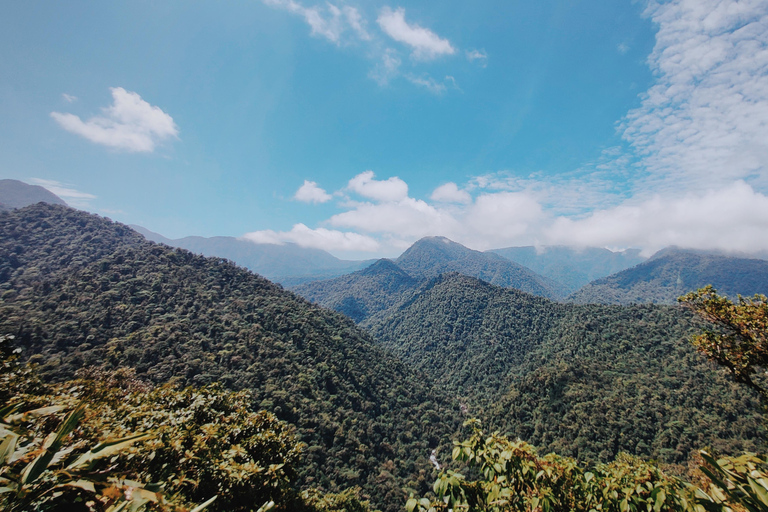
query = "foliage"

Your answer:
(570, 249), (768, 305)
(0, 203), (459, 512)
(367, 273), (765, 465)
(0, 339), (370, 512)
(679, 286), (768, 397)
